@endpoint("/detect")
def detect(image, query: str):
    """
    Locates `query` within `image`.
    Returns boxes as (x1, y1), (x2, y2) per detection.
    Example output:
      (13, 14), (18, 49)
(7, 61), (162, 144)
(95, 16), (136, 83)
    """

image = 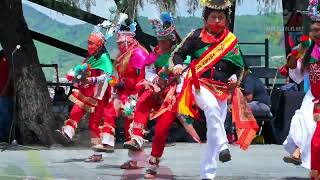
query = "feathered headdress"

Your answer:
(94, 8), (136, 40)
(150, 12), (176, 41)
(117, 14), (137, 34)
(308, 0), (320, 21)
(200, 0), (232, 10)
